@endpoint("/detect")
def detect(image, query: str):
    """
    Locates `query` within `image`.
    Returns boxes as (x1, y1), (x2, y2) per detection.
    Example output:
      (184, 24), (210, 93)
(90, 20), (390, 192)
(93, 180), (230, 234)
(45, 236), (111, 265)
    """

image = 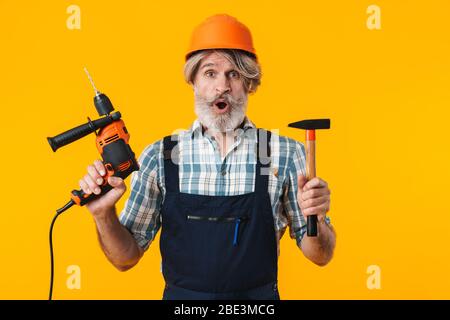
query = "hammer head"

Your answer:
(288, 118), (330, 130)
